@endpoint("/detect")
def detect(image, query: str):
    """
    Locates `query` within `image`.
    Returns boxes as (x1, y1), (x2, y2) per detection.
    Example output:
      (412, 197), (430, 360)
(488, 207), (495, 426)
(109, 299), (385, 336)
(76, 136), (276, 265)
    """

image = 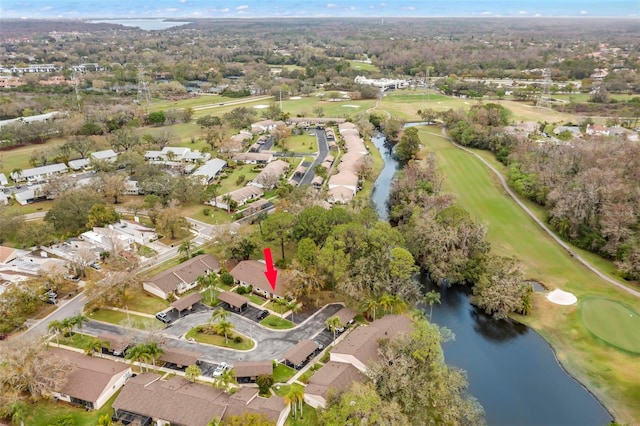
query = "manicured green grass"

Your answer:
(218, 165), (260, 194)
(124, 290), (169, 314)
(185, 326), (254, 350)
(273, 364), (296, 383)
(275, 134), (317, 153)
(88, 308), (164, 331)
(241, 292), (266, 306)
(23, 391), (119, 426)
(260, 315), (295, 330)
(286, 402), (319, 426)
(298, 364), (322, 384)
(348, 60), (379, 72)
(418, 127), (640, 423)
(581, 298), (640, 354)
(265, 300), (288, 314)
(56, 332), (99, 350)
